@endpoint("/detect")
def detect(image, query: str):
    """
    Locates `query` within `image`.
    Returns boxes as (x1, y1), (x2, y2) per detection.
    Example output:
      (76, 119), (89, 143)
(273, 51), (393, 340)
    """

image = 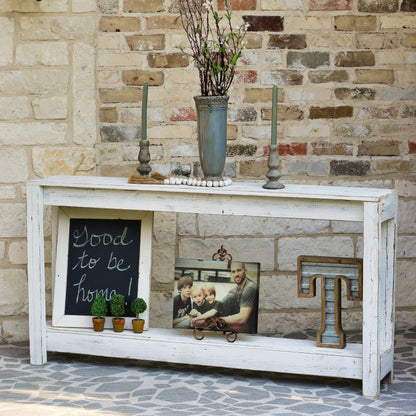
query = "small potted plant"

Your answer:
(91, 295), (107, 332)
(110, 293), (125, 332)
(131, 297), (147, 333)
